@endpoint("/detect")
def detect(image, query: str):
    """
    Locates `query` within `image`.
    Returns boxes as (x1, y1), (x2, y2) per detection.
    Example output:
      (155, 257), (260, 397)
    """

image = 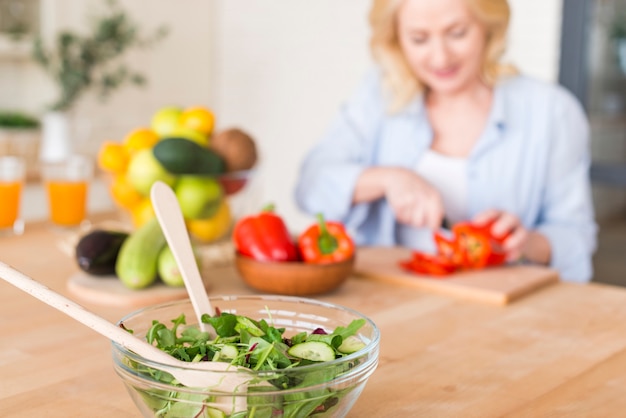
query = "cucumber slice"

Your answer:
(218, 344), (239, 359)
(206, 408), (226, 418)
(288, 341), (335, 362)
(337, 335), (366, 354)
